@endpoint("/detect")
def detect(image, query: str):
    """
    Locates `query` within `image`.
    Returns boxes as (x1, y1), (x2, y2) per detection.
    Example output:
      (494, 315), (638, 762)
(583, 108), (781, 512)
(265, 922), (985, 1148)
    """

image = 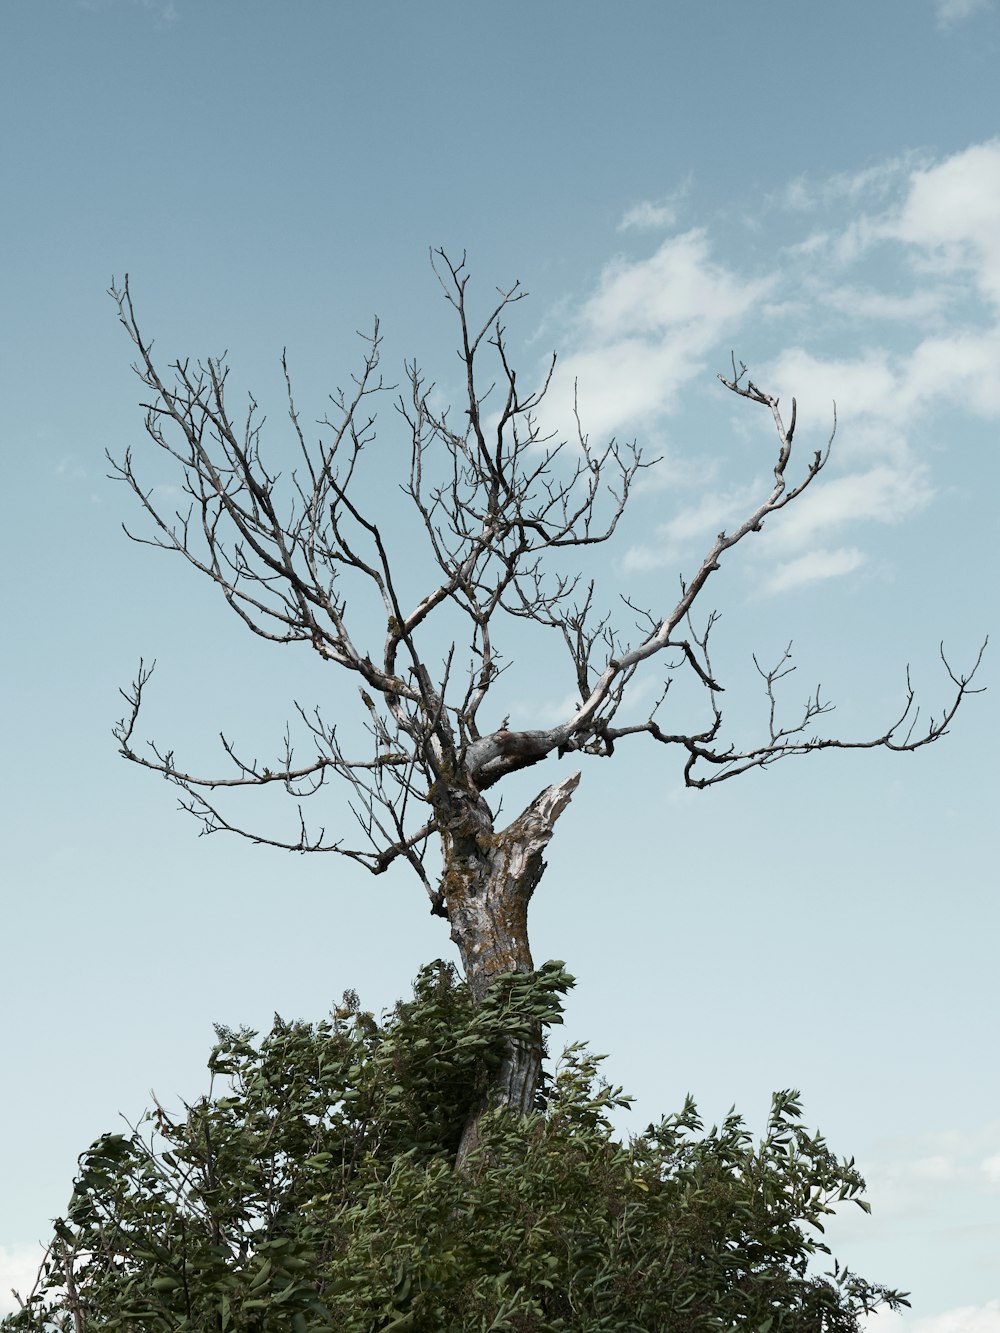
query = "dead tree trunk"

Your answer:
(437, 772), (581, 1166)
